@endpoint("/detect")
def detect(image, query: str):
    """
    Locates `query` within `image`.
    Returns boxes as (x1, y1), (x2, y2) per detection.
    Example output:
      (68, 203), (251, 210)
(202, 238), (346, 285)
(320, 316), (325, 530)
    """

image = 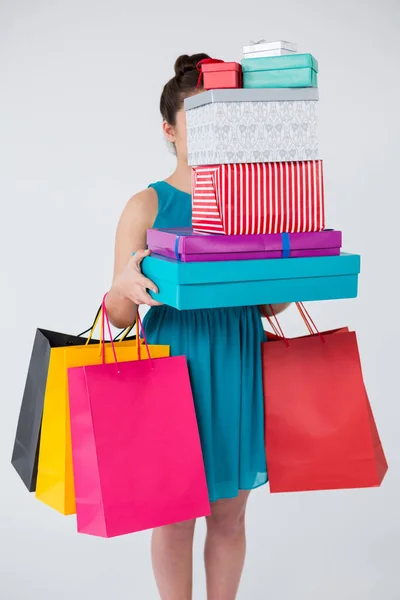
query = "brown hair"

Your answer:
(160, 53), (210, 125)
